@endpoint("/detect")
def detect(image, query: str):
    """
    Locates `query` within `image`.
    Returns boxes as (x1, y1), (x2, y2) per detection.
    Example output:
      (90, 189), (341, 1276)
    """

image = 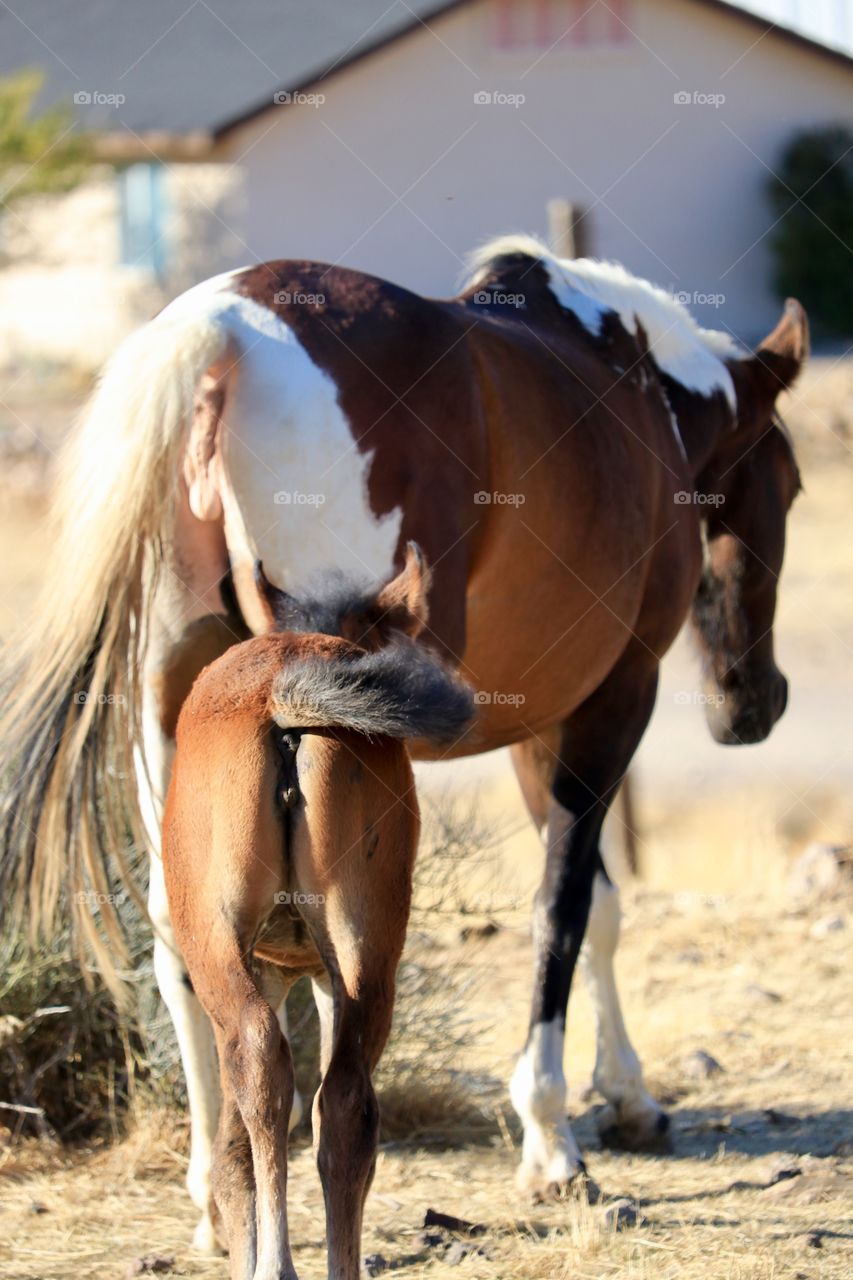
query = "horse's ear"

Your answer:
(253, 560), (292, 633)
(375, 541), (431, 640)
(754, 298), (809, 392)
